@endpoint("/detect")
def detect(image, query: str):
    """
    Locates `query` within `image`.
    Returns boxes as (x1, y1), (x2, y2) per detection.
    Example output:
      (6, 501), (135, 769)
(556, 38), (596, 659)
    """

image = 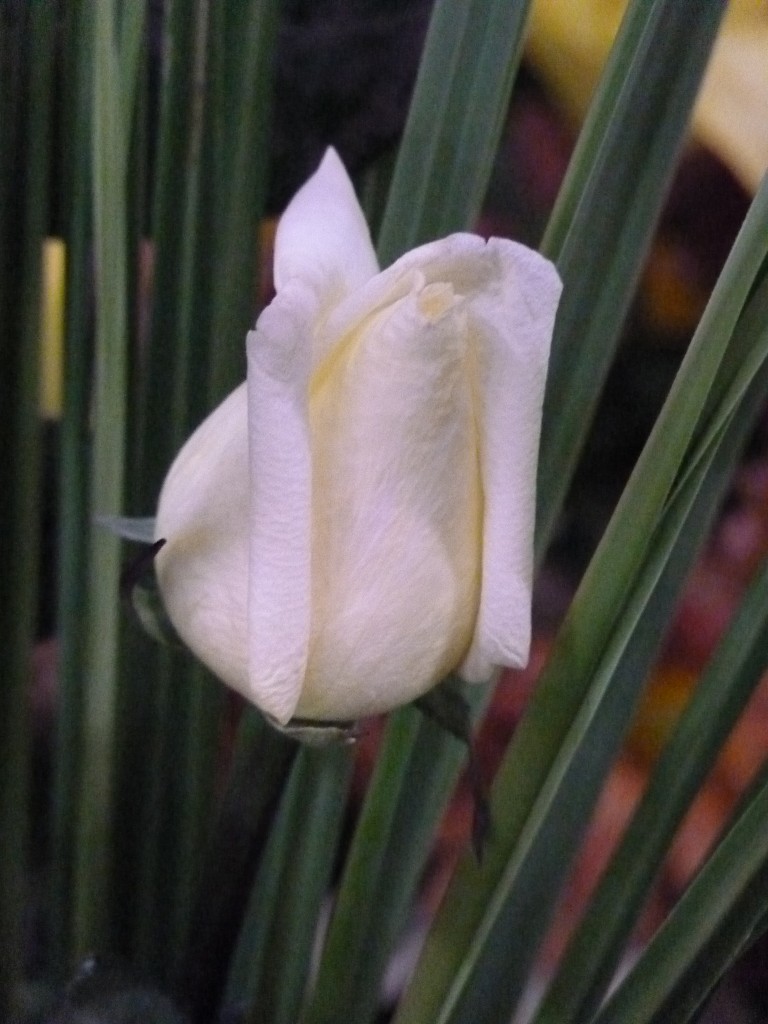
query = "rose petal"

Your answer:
(324, 231), (561, 680)
(300, 278), (482, 720)
(460, 237), (562, 680)
(246, 279), (317, 723)
(273, 147), (379, 303)
(154, 385), (250, 693)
